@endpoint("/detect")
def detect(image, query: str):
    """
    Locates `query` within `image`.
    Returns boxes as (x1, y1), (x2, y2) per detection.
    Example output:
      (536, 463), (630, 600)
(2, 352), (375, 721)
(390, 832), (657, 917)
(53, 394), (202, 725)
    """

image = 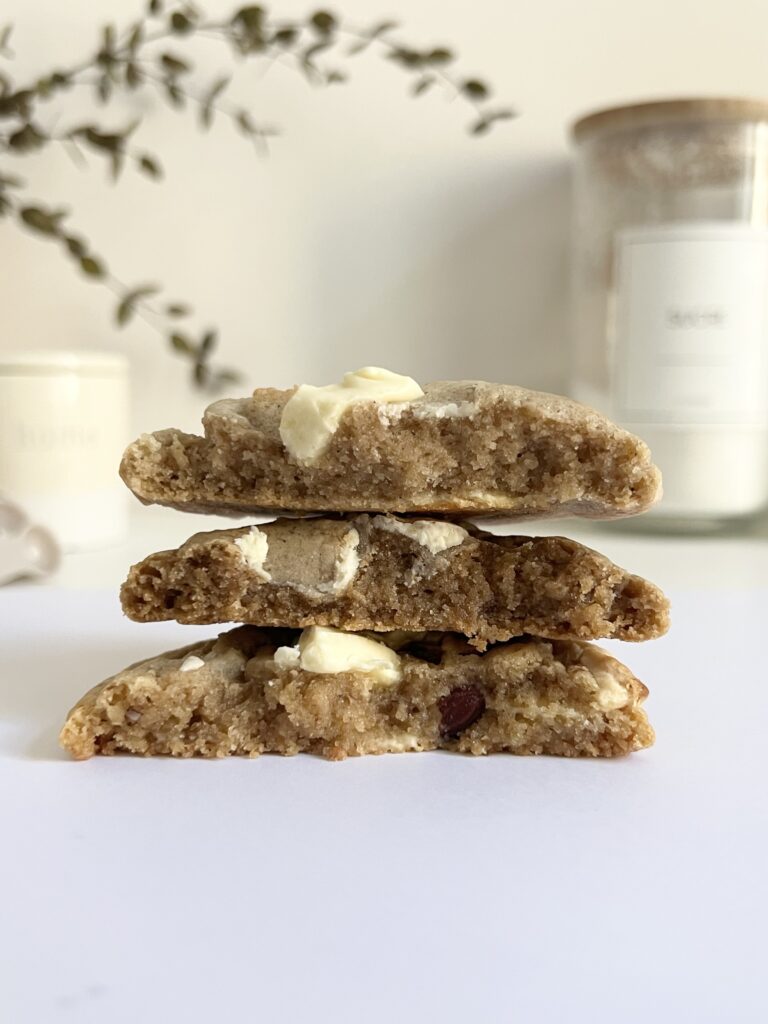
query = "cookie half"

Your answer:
(120, 371), (661, 518)
(60, 626), (654, 761)
(121, 516), (669, 645)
